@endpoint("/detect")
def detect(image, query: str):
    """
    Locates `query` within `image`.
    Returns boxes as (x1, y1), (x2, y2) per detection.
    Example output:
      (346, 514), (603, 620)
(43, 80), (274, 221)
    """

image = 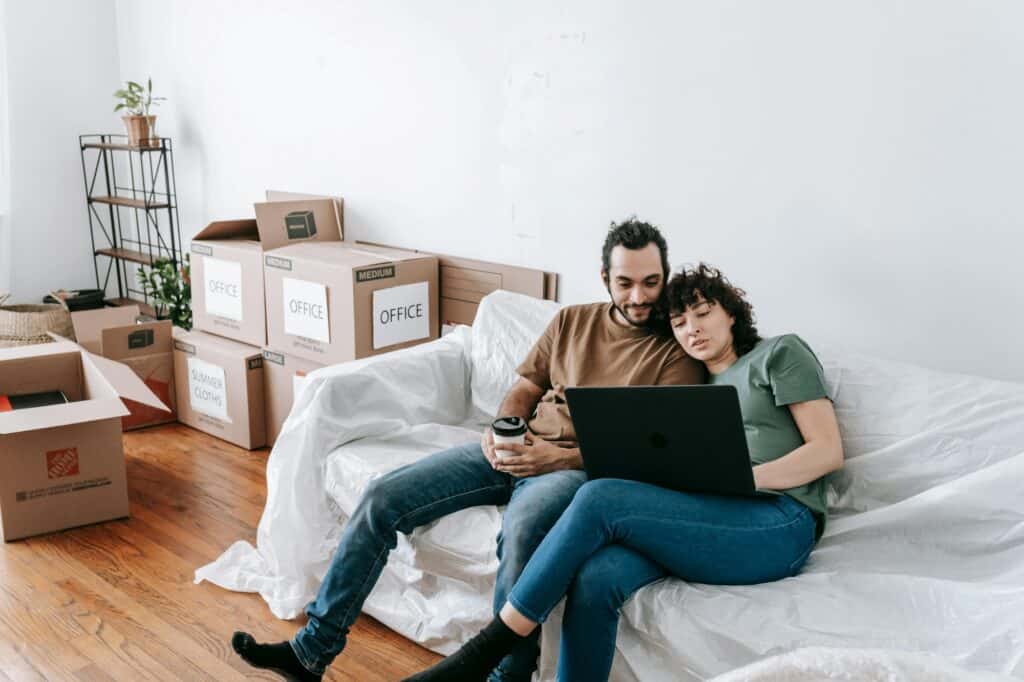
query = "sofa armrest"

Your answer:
(286, 324), (473, 443)
(195, 326), (474, 618)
